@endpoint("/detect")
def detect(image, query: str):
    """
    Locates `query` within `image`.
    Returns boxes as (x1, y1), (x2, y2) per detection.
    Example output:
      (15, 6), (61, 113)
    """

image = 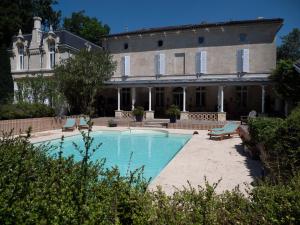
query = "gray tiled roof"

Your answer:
(12, 30), (101, 51)
(106, 18), (284, 38)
